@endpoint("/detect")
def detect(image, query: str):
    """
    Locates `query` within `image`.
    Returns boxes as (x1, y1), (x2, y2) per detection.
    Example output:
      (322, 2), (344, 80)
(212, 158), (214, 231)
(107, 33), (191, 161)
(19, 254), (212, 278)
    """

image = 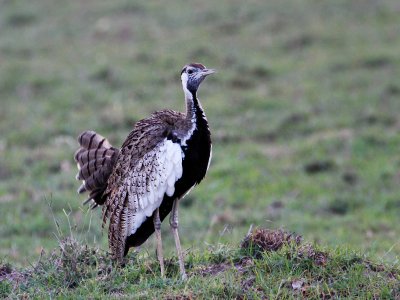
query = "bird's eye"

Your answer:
(187, 69), (193, 74)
